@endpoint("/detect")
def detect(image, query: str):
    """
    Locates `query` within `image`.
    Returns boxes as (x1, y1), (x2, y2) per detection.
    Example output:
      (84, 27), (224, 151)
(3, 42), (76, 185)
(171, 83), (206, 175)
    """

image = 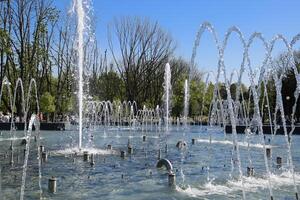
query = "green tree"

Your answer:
(189, 80), (203, 116)
(60, 95), (76, 114)
(91, 70), (125, 101)
(40, 92), (55, 121)
(172, 78), (185, 117)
